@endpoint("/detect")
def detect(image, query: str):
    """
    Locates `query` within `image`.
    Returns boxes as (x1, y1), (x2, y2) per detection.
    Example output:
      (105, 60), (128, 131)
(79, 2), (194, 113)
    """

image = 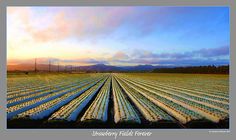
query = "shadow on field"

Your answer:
(185, 118), (229, 129)
(7, 118), (229, 129)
